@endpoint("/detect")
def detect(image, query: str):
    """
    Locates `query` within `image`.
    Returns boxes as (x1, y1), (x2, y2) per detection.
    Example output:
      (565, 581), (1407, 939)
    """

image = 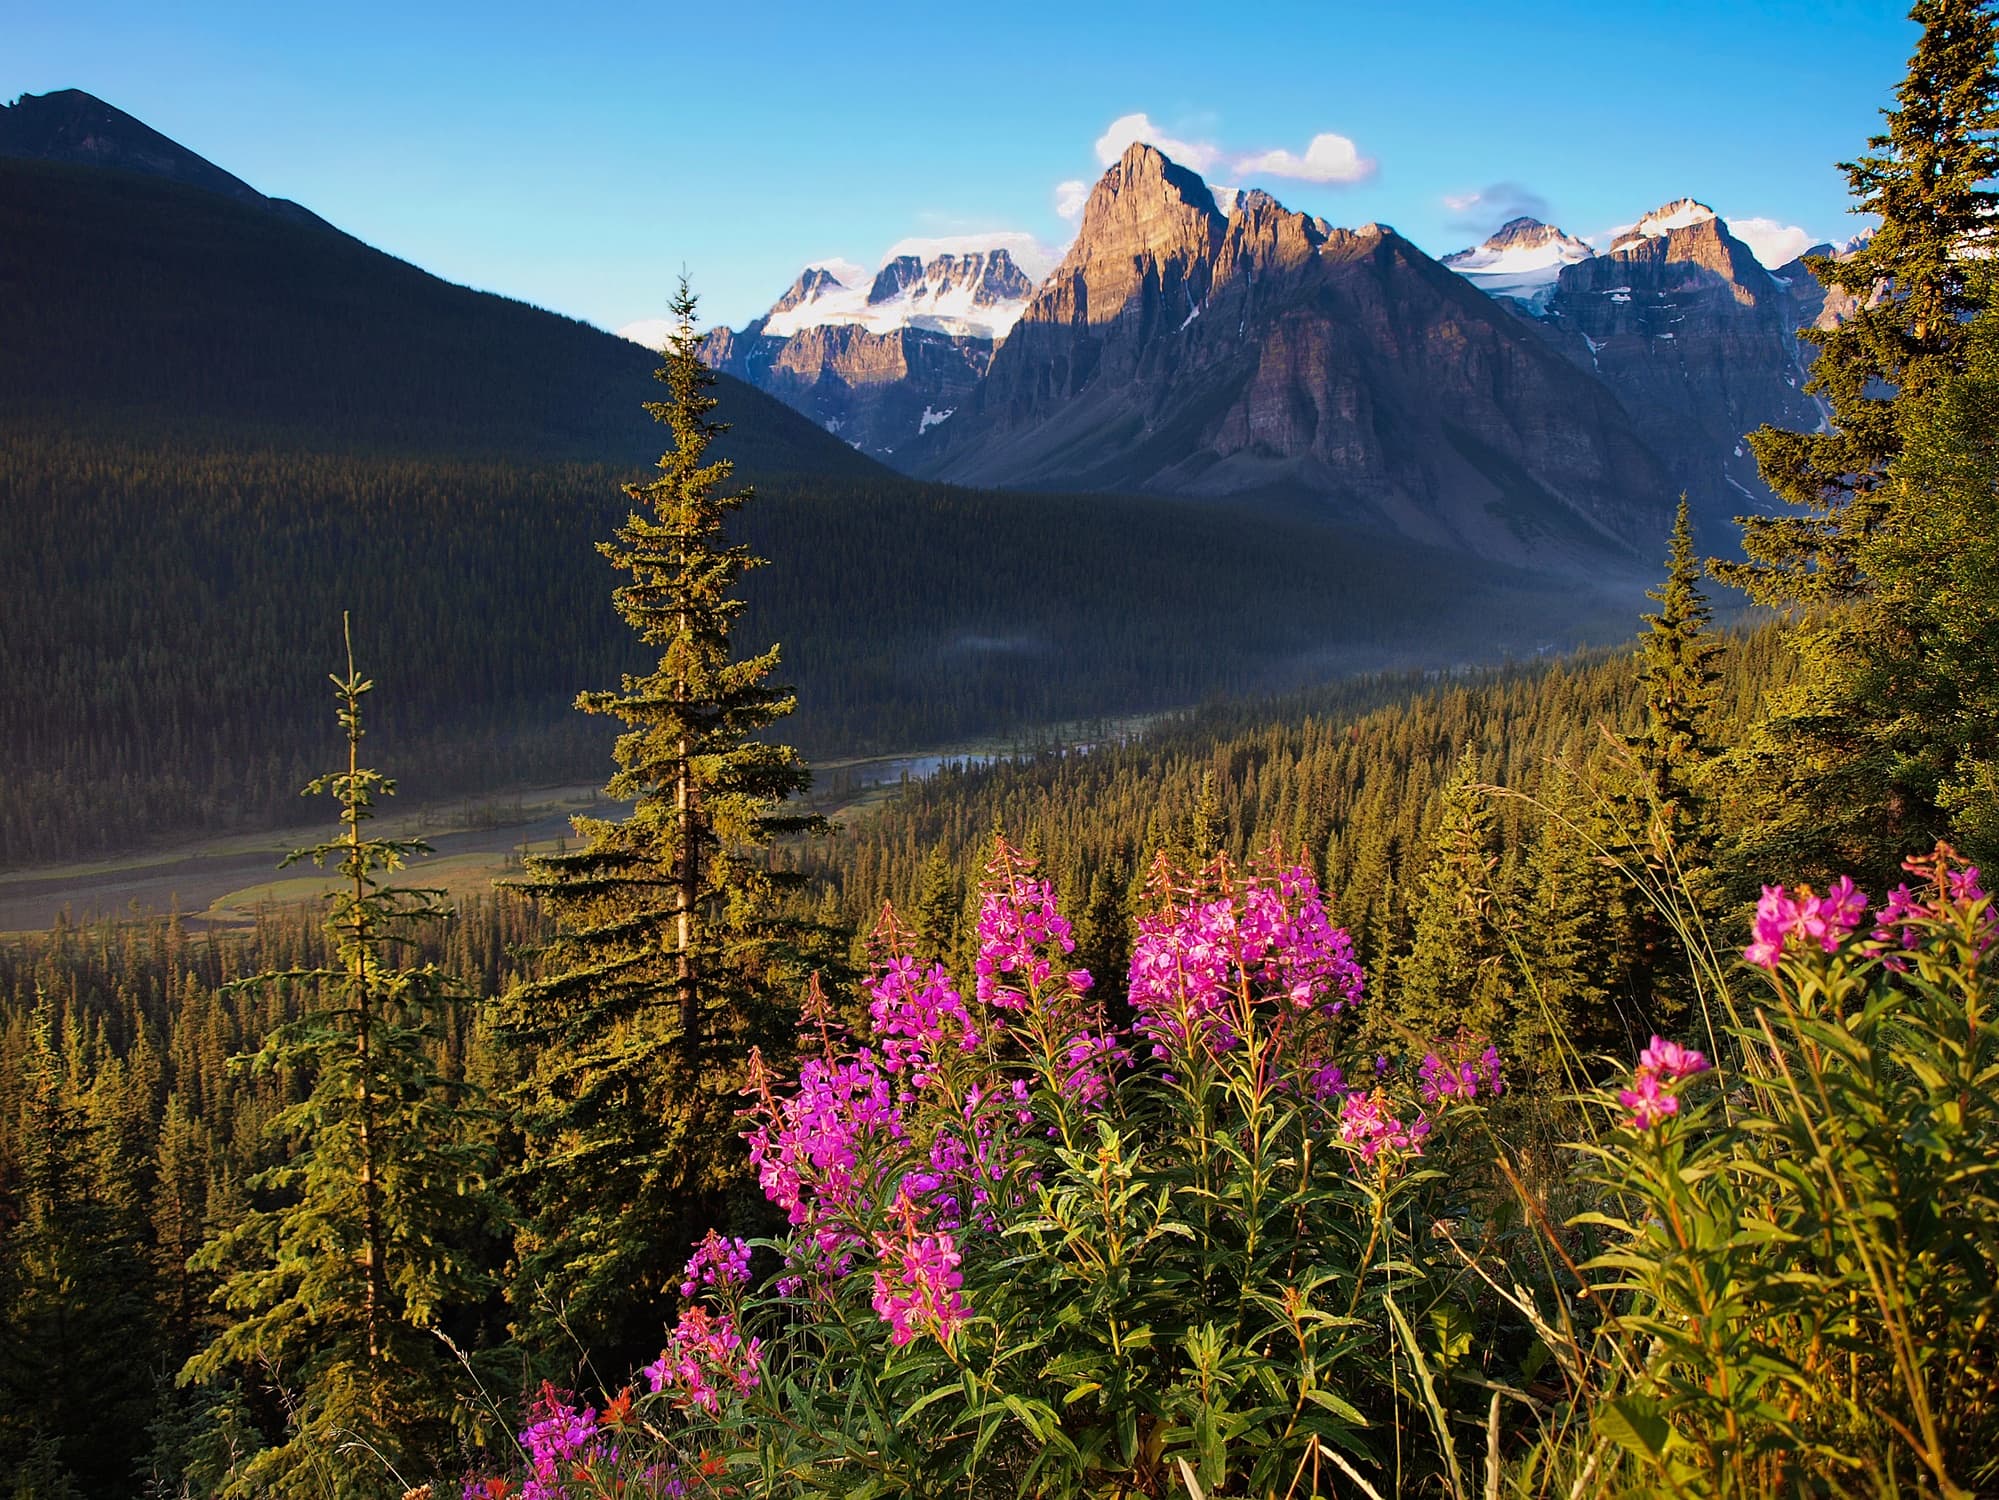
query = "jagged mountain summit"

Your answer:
(1441, 217), (1595, 310)
(759, 248), (1037, 340)
(1440, 195), (1832, 527)
(1608, 197), (1721, 248)
(900, 143), (1671, 569)
(677, 241), (1052, 458)
(1535, 197), (1822, 521)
